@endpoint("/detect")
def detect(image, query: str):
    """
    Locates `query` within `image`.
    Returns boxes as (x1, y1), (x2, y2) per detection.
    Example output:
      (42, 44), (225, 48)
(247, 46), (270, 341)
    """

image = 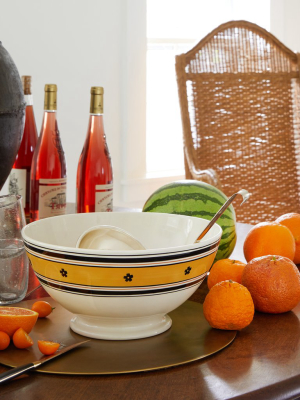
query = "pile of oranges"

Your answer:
(203, 212), (300, 331)
(243, 213), (300, 264)
(0, 300), (59, 355)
